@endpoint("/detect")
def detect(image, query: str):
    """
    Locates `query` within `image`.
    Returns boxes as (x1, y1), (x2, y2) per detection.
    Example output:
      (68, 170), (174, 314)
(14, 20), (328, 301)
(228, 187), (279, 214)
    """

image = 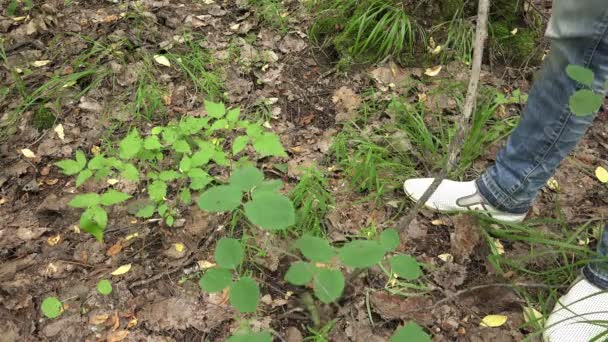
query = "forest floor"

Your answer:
(1, 0), (607, 341)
